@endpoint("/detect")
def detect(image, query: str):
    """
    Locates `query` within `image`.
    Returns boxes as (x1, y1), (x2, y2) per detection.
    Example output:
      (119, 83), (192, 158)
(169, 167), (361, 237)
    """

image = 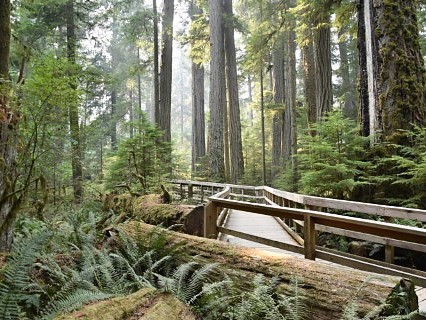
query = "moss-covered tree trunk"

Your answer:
(359, 0), (426, 143)
(66, 0), (83, 202)
(271, 36), (284, 180)
(0, 0), (17, 252)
